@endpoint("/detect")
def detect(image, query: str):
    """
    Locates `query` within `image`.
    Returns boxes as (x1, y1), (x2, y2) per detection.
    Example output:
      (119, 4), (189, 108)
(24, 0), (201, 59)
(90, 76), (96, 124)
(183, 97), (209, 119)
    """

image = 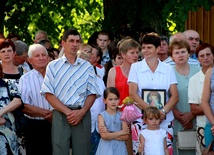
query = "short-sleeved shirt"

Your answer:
(90, 76), (105, 132)
(19, 69), (51, 120)
(41, 55), (100, 107)
(95, 66), (105, 79)
(188, 57), (200, 67)
(163, 56), (175, 66)
(173, 64), (200, 134)
(163, 57), (200, 67)
(188, 70), (206, 127)
(128, 59), (177, 123)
